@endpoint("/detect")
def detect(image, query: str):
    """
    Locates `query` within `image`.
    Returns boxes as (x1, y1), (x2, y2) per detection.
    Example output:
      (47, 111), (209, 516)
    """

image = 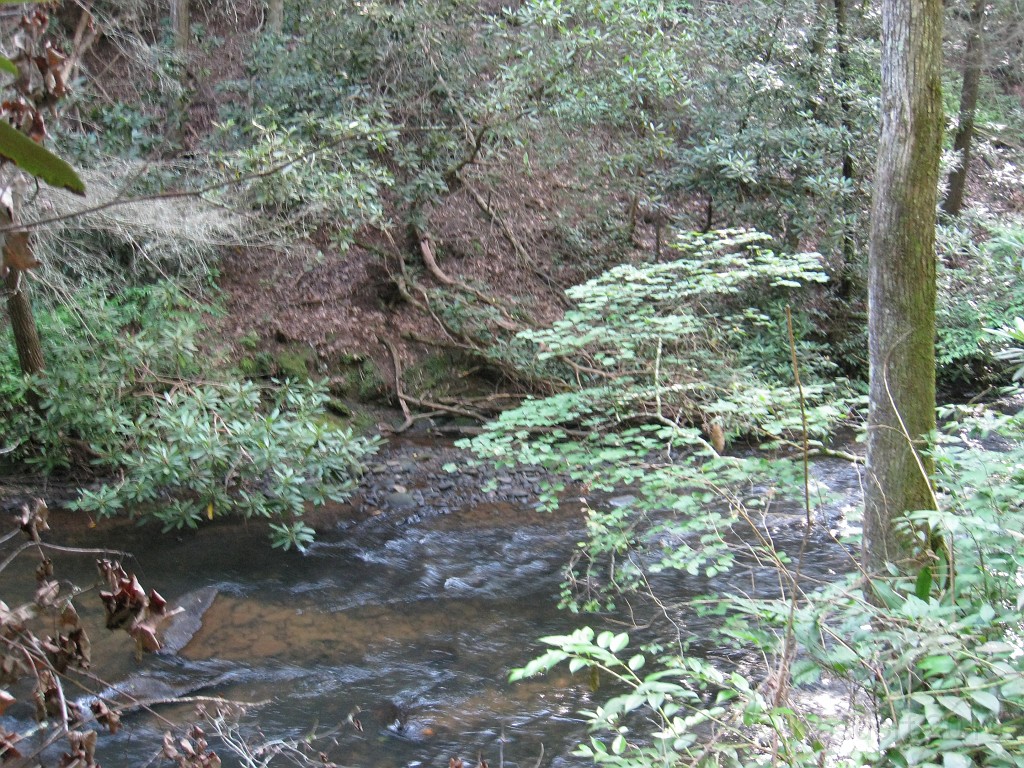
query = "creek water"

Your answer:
(0, 447), (862, 768)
